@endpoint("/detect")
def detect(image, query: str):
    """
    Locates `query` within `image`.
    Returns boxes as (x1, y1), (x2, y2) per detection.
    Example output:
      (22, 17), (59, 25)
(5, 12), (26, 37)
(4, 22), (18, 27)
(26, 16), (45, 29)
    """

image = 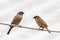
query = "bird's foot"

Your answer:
(38, 28), (41, 31)
(41, 29), (44, 30)
(16, 25), (22, 27)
